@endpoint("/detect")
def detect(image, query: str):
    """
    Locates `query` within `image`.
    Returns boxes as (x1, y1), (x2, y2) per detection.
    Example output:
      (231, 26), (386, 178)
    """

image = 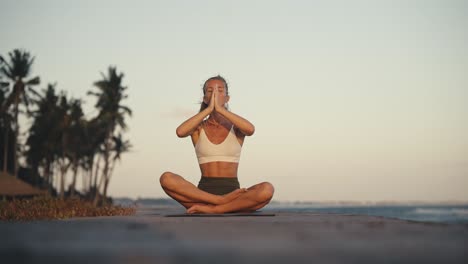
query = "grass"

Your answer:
(0, 196), (136, 221)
